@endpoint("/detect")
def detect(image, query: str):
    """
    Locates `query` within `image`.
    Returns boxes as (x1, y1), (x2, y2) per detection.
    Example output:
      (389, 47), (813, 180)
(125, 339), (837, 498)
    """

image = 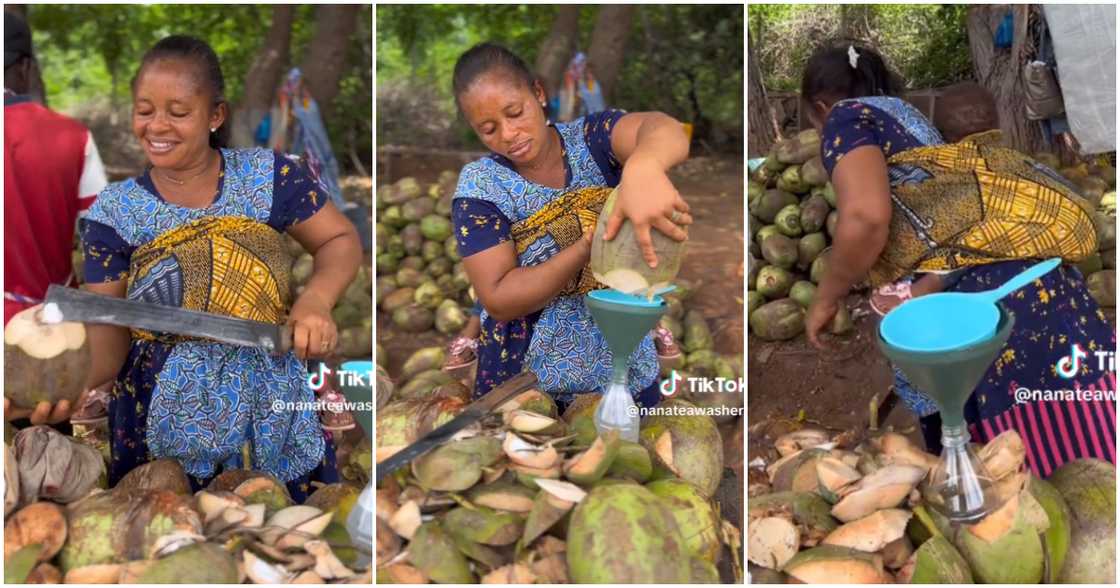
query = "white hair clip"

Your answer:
(848, 45), (860, 69)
